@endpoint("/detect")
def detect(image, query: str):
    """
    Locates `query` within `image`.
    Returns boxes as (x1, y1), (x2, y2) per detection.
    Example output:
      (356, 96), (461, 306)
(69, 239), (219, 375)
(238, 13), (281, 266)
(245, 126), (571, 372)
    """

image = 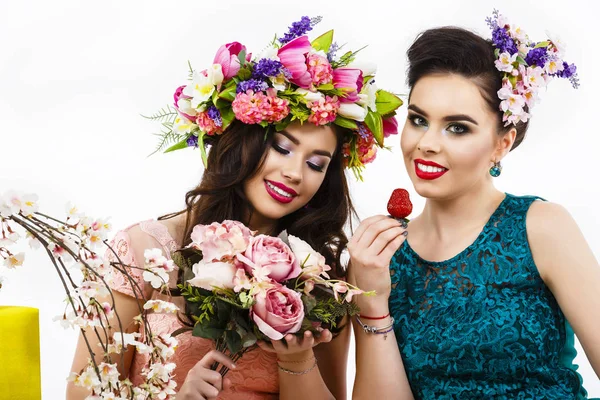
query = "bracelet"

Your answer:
(277, 359), (318, 375)
(358, 312), (390, 320)
(355, 315), (395, 340)
(276, 356), (316, 364)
